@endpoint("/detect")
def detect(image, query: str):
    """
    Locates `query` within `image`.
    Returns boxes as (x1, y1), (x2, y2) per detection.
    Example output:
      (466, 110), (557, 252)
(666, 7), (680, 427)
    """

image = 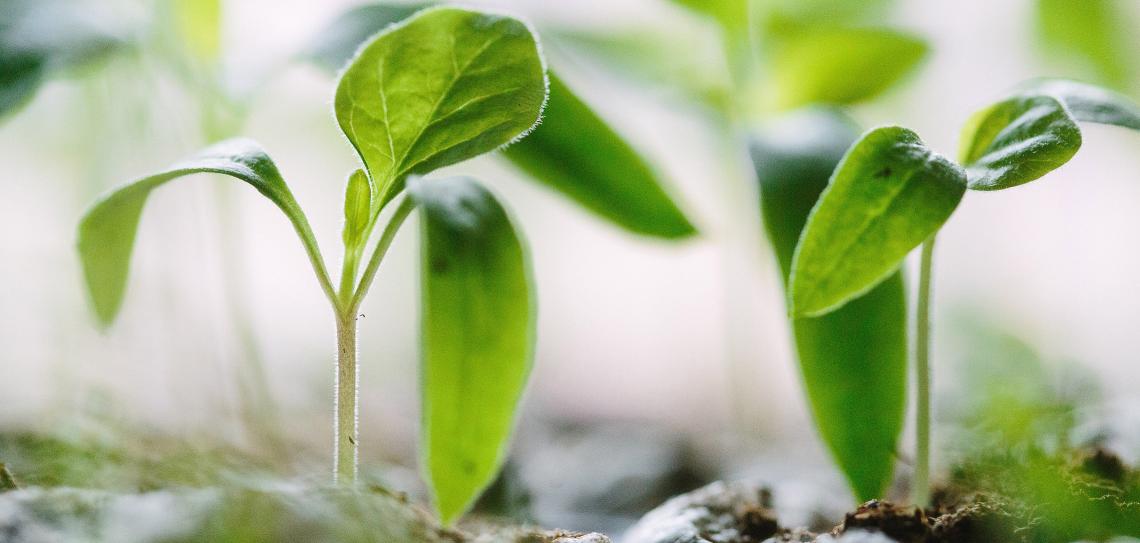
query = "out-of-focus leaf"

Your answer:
(171, 0), (222, 64)
(305, 1), (431, 72)
(669, 0), (749, 36)
(757, 0), (894, 30)
(1023, 78), (1140, 131)
(763, 27), (927, 111)
(409, 176), (534, 525)
(334, 7), (547, 210)
(753, 110), (907, 501)
(77, 139), (321, 326)
(503, 75), (696, 238)
(1035, 0), (1137, 91)
(959, 94), (1082, 191)
(790, 126), (965, 317)
(0, 0), (125, 118)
